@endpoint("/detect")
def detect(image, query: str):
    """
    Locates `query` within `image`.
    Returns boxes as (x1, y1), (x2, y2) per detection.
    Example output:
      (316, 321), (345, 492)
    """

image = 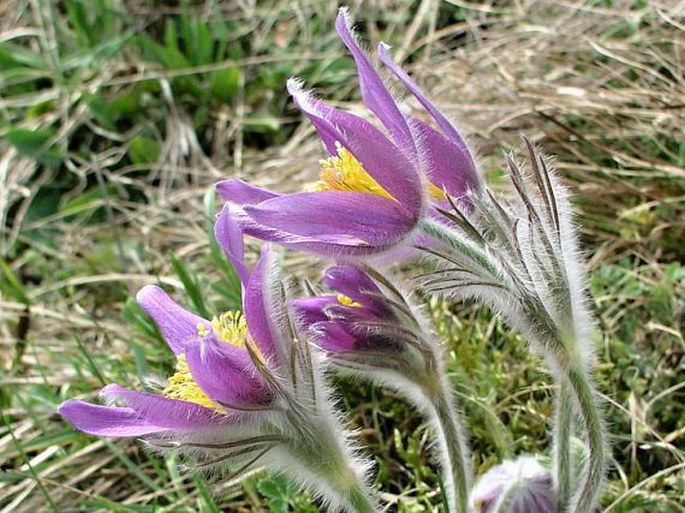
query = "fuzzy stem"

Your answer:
(345, 484), (378, 513)
(566, 364), (606, 513)
(425, 379), (471, 513)
(553, 381), (573, 513)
